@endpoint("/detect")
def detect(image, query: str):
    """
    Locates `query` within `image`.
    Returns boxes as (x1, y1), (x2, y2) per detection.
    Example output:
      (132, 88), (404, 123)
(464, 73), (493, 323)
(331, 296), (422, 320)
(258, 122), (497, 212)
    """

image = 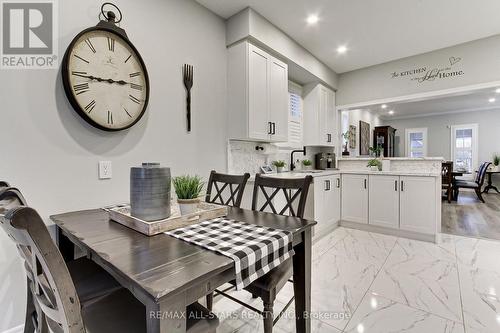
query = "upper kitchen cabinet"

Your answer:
(227, 41), (289, 142)
(303, 84), (337, 147)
